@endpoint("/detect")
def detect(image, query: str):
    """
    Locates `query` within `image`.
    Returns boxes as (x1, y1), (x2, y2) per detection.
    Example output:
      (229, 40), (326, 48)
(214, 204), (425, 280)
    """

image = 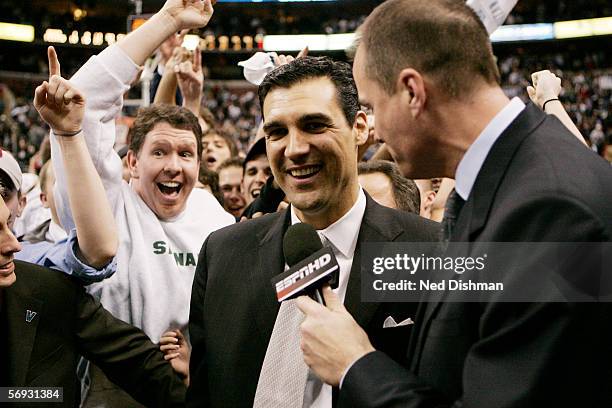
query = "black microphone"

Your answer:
(270, 223), (340, 305)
